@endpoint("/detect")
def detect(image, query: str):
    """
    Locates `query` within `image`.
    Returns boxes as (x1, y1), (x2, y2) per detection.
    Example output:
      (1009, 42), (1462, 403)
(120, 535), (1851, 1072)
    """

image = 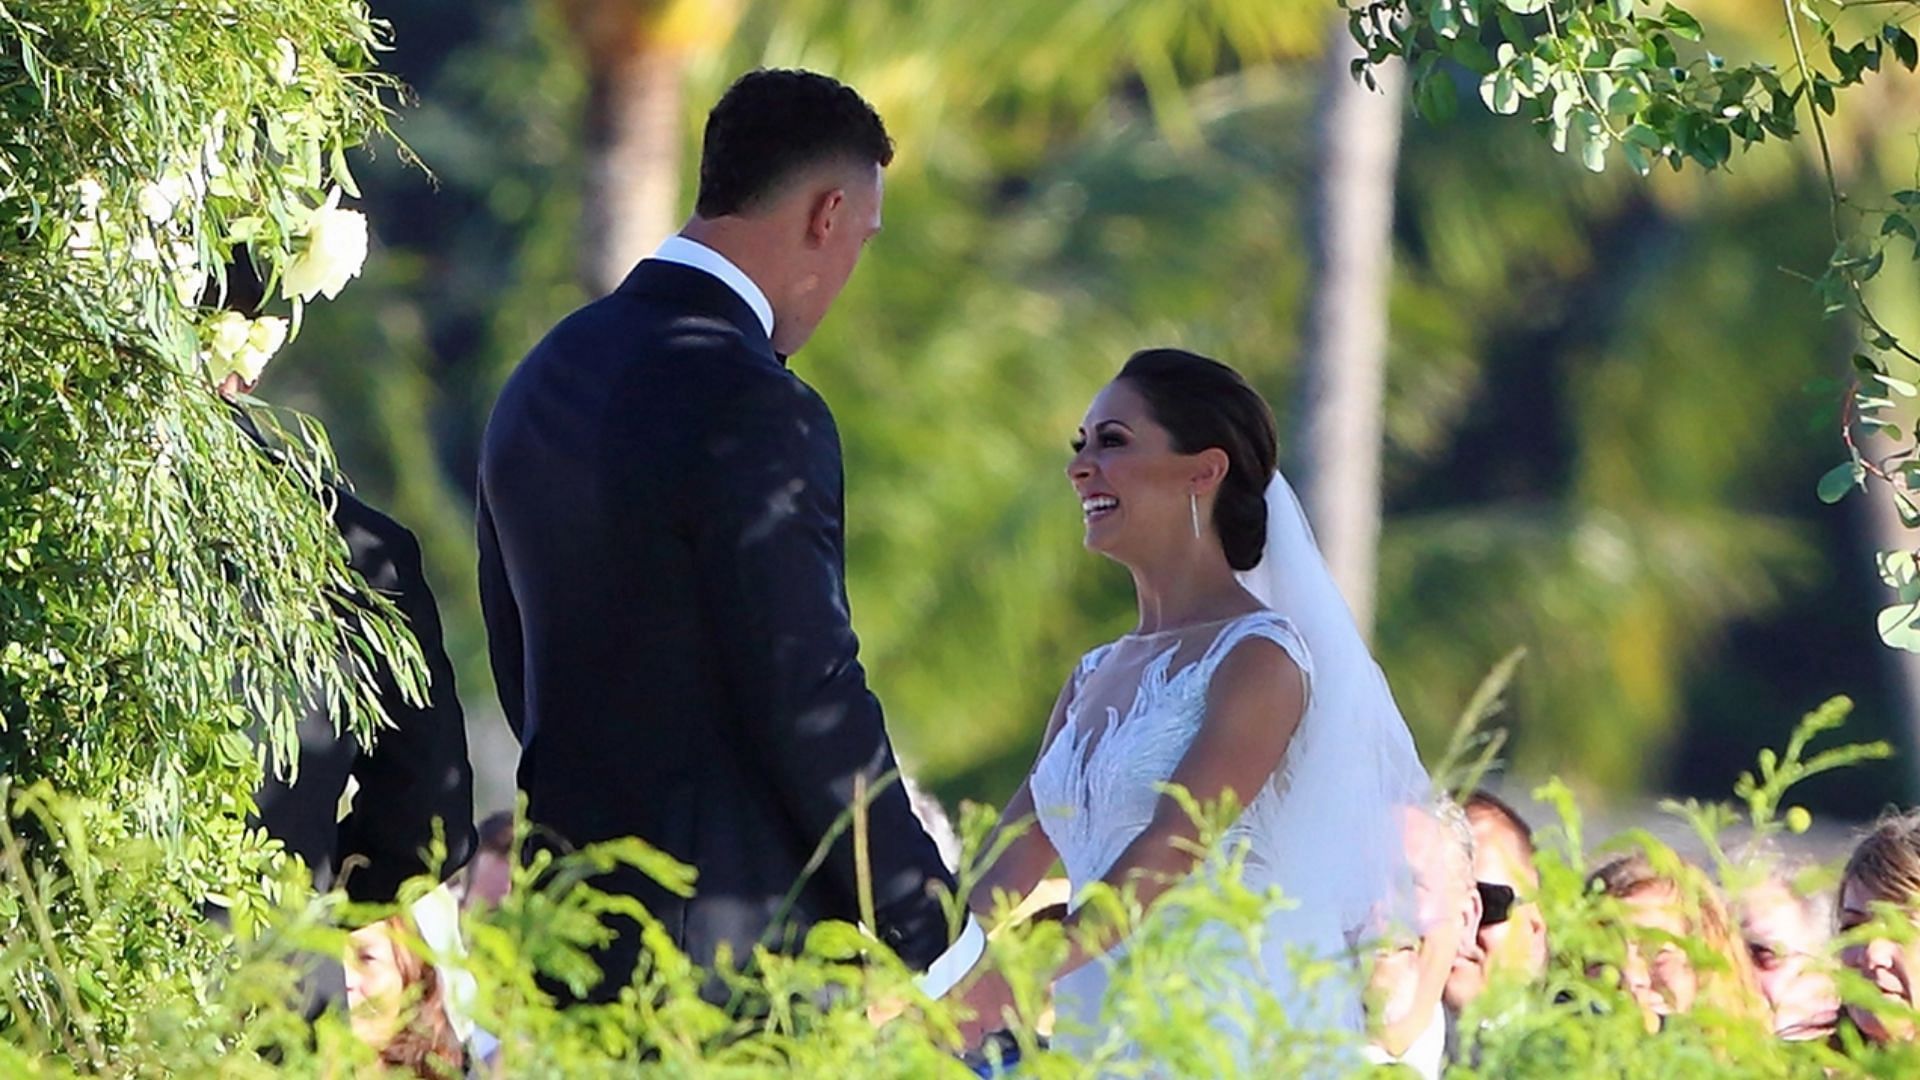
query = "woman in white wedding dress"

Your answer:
(953, 349), (1432, 1069)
